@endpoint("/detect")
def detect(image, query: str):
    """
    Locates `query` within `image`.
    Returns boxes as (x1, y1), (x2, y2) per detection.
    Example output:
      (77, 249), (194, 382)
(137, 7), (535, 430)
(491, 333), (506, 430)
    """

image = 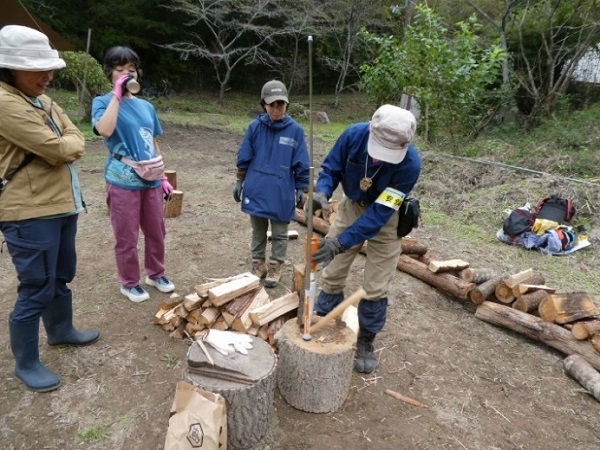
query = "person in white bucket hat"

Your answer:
(308, 104), (421, 374)
(0, 25), (100, 393)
